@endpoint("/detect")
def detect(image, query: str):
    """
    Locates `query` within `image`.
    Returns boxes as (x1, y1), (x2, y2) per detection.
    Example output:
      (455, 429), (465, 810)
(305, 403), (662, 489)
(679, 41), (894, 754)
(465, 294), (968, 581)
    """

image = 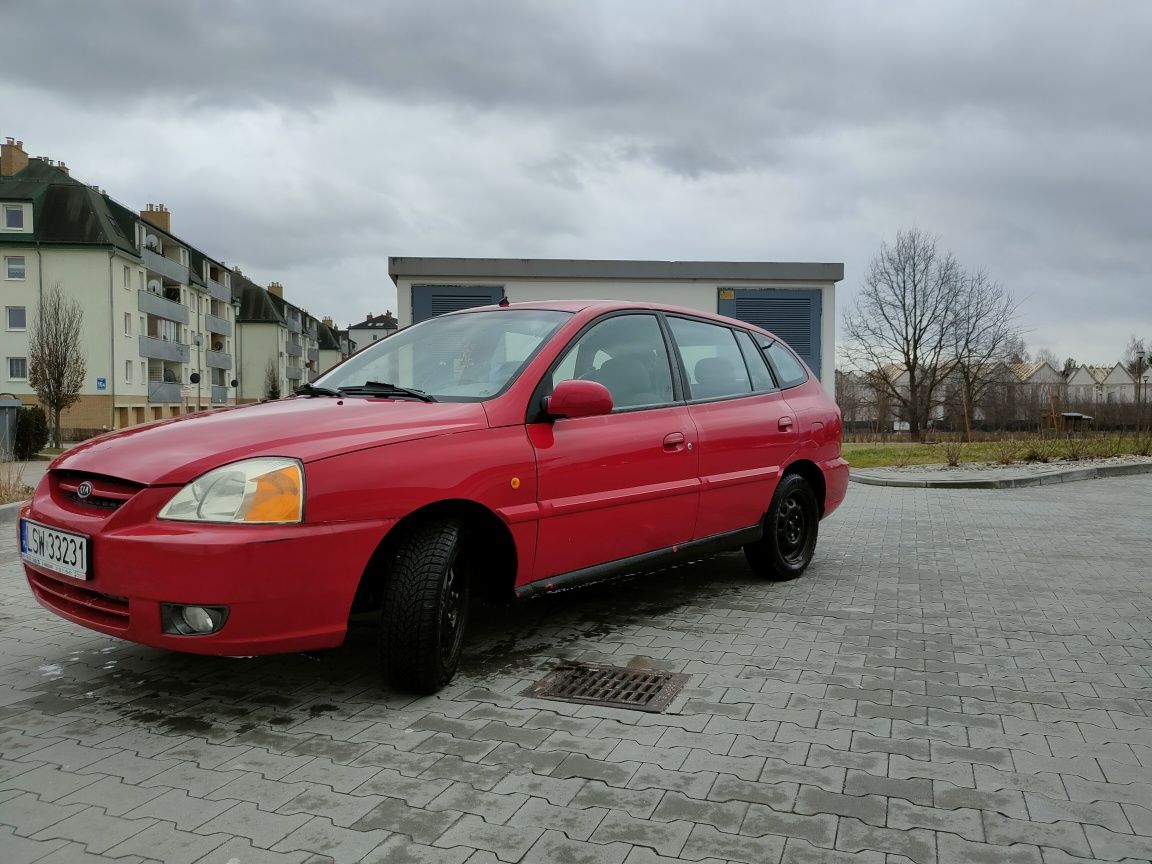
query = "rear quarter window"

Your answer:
(762, 340), (808, 389)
